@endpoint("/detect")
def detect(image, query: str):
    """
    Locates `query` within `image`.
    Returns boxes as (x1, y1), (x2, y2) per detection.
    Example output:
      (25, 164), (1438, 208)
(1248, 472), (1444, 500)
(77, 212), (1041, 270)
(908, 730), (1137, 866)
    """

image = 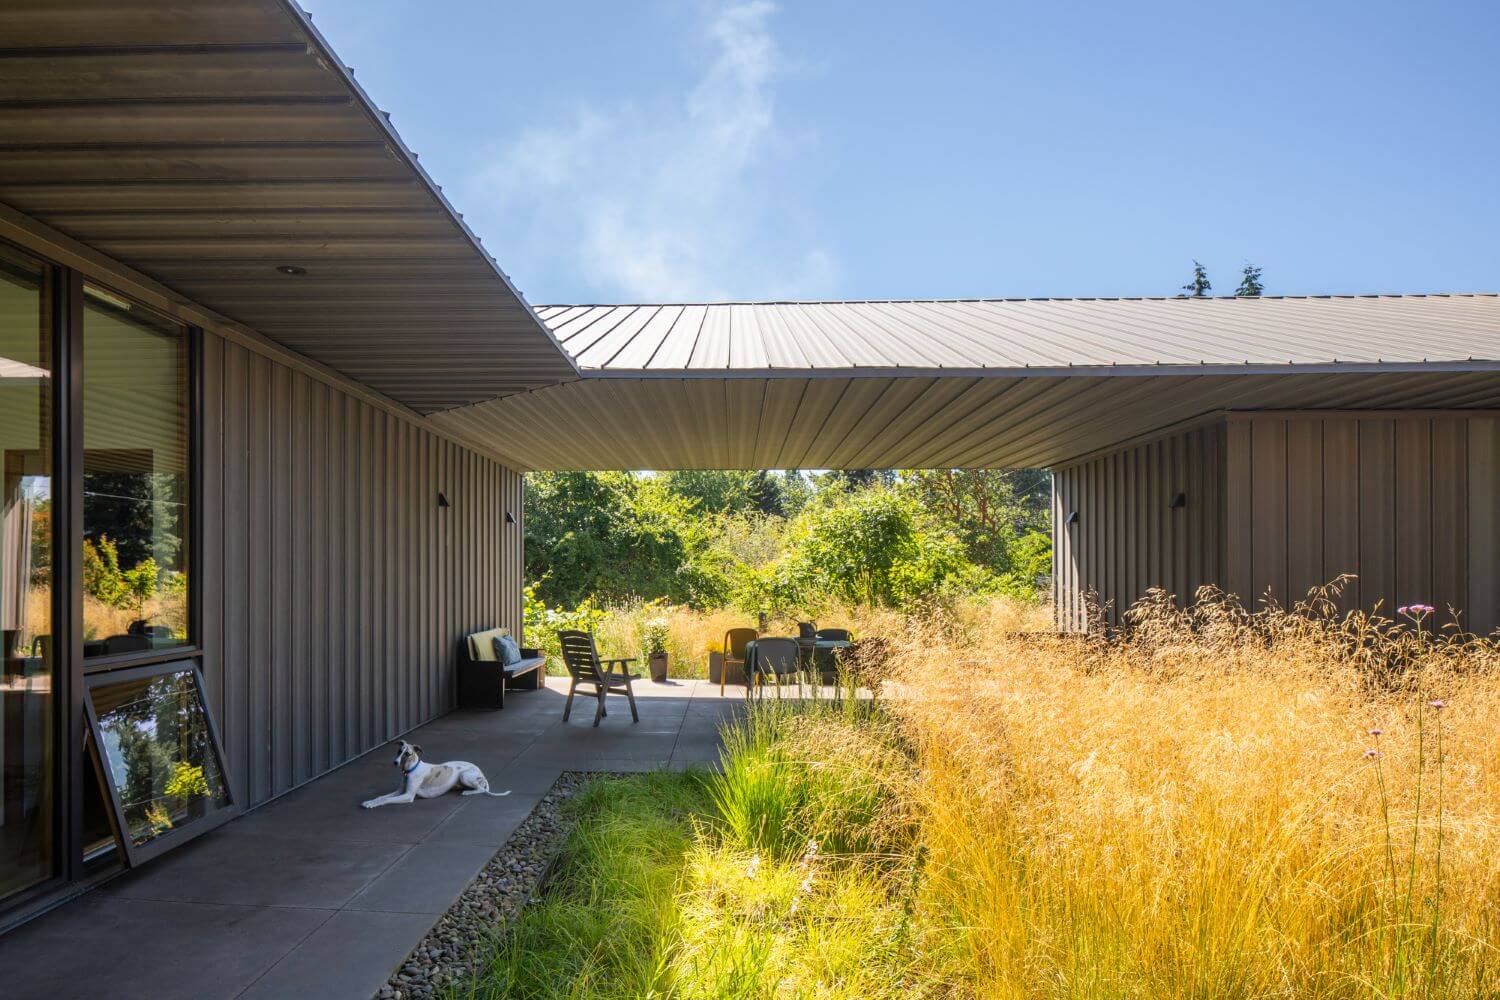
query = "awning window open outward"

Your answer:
(84, 662), (234, 867)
